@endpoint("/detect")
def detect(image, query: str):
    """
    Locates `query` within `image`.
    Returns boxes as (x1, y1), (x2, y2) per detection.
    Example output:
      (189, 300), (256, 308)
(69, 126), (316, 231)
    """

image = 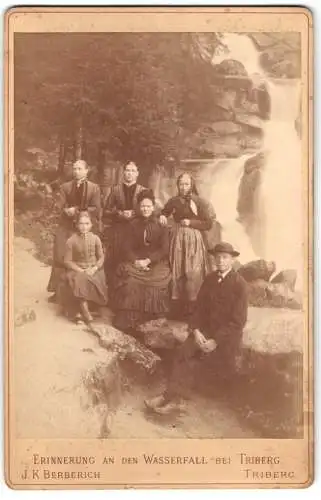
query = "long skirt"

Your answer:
(48, 218), (101, 294)
(113, 260), (171, 330)
(47, 225), (73, 293)
(169, 224), (210, 302)
(57, 268), (108, 315)
(103, 222), (132, 291)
